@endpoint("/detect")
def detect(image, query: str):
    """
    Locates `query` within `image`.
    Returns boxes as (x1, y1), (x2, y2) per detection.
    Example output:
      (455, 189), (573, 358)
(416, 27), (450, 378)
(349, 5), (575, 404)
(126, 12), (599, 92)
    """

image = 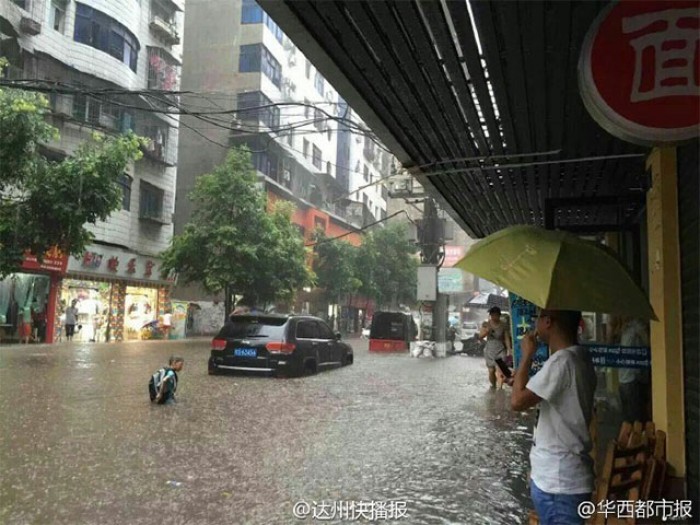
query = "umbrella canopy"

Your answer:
(455, 225), (657, 320)
(467, 293), (510, 311)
